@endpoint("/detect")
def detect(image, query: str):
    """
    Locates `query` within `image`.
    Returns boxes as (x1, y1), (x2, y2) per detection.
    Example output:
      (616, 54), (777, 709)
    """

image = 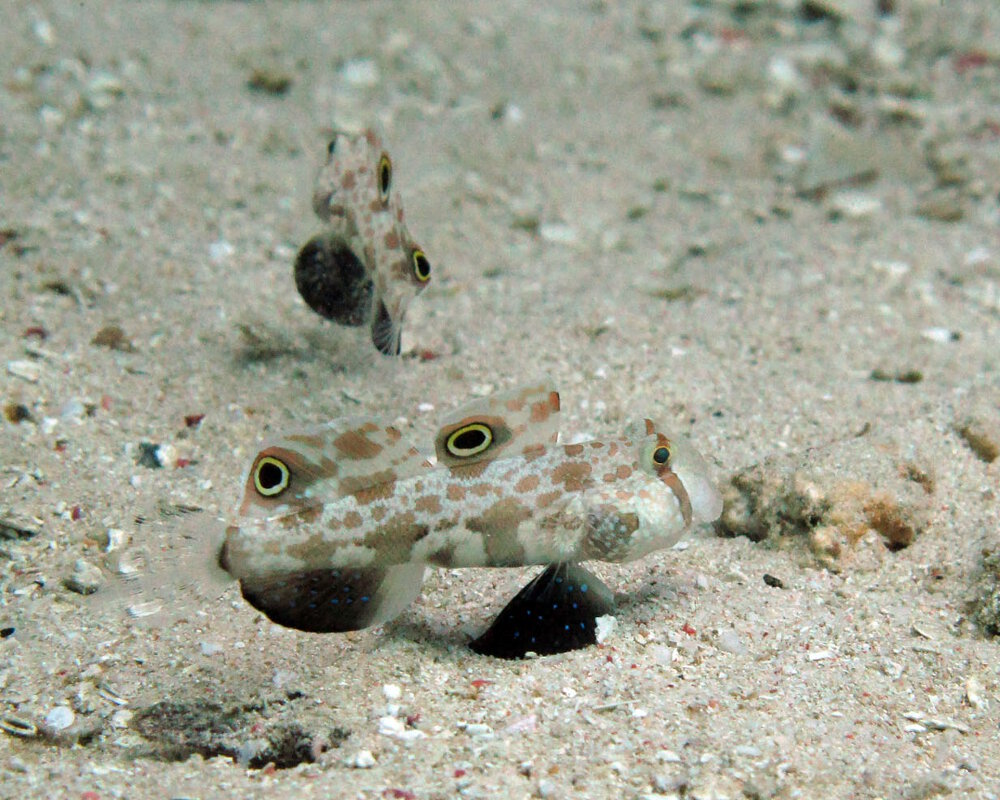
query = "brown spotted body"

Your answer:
(296, 128), (430, 355)
(220, 381), (723, 634)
